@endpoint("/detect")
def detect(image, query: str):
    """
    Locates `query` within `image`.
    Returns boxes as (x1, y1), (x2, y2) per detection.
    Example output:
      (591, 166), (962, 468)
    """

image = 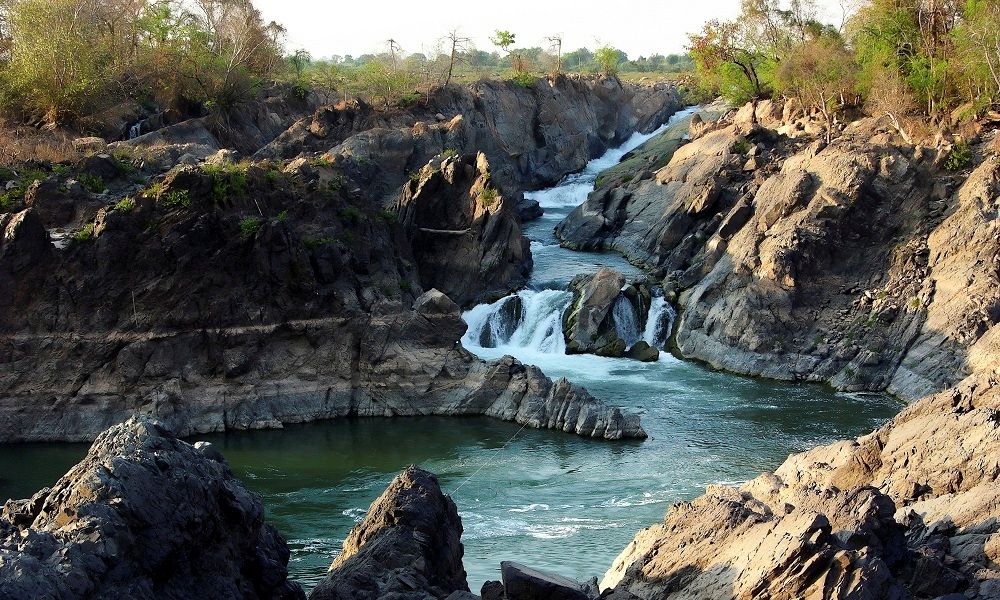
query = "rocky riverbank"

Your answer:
(557, 100), (1000, 403)
(0, 76), (677, 443)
